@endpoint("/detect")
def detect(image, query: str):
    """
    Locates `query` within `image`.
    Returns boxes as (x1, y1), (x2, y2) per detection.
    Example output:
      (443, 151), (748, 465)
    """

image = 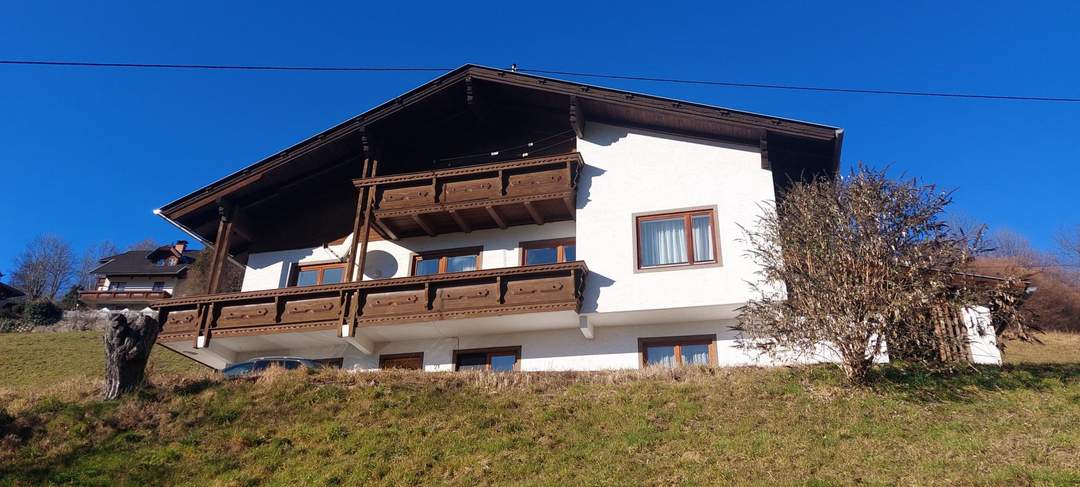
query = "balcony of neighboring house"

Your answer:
(153, 261), (587, 352)
(355, 152), (582, 240)
(80, 279), (171, 307)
